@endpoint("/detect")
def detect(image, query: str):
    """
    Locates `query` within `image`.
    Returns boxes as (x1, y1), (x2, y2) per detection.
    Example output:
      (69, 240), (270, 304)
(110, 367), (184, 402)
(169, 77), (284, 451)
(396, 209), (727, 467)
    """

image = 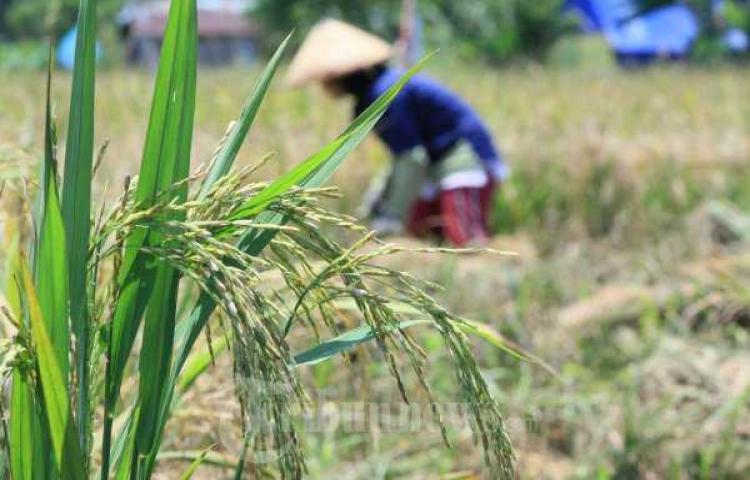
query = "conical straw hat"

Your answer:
(285, 19), (393, 88)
